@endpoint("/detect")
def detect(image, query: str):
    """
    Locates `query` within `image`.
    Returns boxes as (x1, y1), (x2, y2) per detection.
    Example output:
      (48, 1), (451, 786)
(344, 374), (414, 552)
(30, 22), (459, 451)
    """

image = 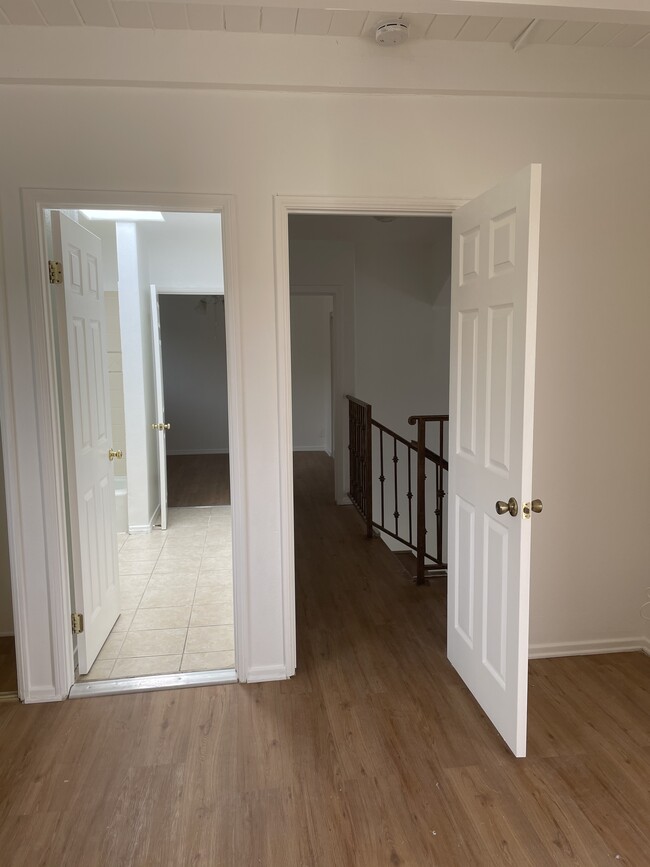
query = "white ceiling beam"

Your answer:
(1, 25), (649, 98)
